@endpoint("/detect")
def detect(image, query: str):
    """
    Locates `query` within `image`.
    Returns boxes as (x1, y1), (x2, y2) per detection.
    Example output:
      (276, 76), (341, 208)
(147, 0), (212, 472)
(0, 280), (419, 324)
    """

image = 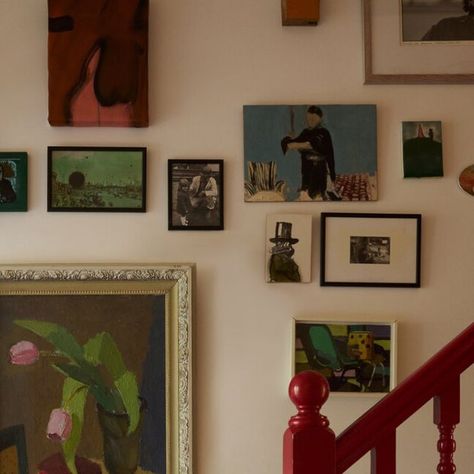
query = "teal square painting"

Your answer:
(0, 153), (27, 212)
(402, 121), (444, 178)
